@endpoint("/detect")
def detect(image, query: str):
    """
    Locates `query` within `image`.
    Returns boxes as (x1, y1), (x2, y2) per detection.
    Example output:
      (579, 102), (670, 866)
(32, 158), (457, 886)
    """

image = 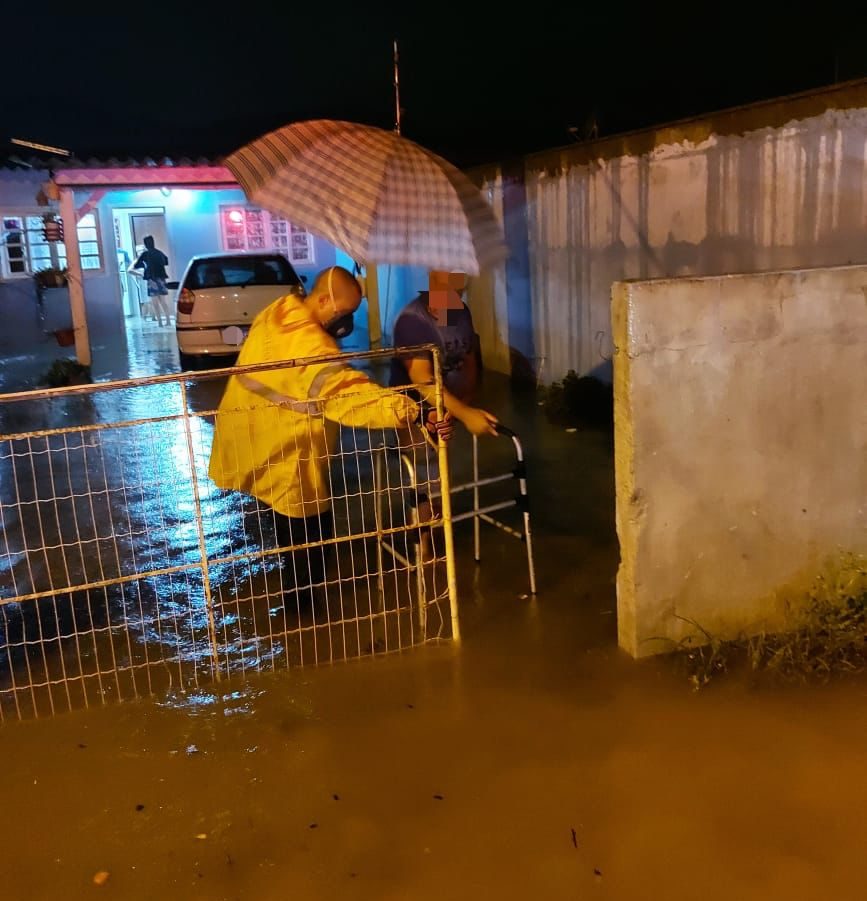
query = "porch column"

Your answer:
(58, 186), (92, 367)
